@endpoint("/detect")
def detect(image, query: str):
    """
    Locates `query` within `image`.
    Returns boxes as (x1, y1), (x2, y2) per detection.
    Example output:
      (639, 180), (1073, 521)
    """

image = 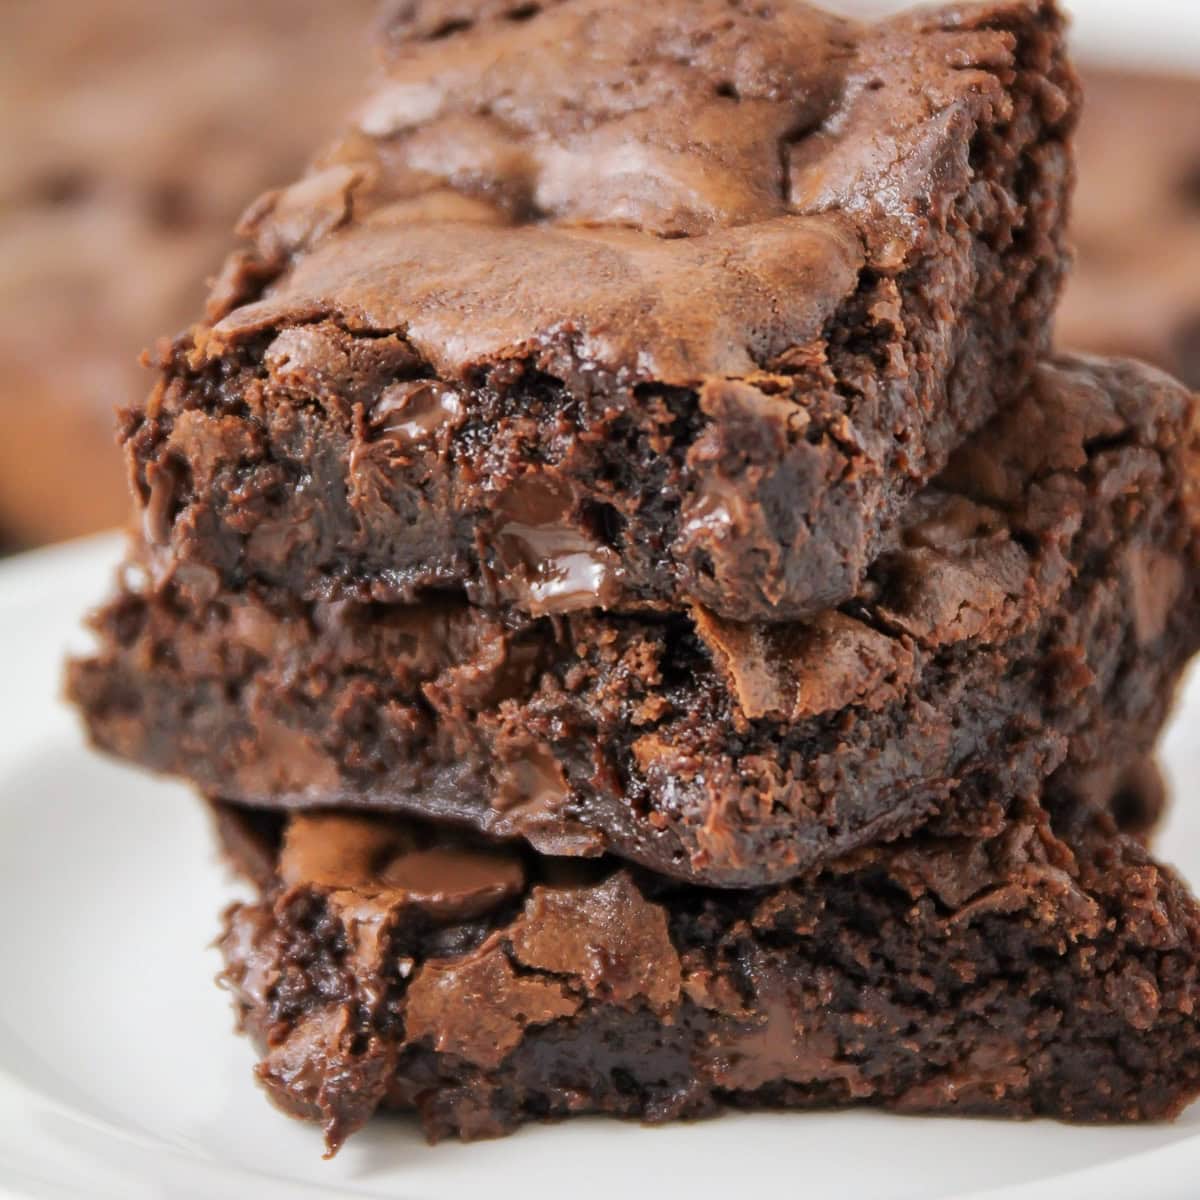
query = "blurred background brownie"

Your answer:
(1057, 68), (1200, 388)
(0, 0), (374, 547)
